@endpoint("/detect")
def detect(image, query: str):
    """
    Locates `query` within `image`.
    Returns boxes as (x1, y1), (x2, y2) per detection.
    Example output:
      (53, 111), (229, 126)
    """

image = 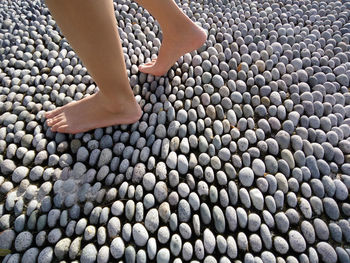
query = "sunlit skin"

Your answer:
(44, 0), (207, 134)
